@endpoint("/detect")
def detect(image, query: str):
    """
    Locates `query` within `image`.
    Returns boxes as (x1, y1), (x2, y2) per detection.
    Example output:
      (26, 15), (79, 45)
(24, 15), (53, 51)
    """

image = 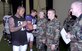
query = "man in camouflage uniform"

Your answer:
(63, 12), (77, 32)
(46, 9), (60, 51)
(67, 1), (82, 51)
(63, 11), (77, 51)
(36, 11), (47, 51)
